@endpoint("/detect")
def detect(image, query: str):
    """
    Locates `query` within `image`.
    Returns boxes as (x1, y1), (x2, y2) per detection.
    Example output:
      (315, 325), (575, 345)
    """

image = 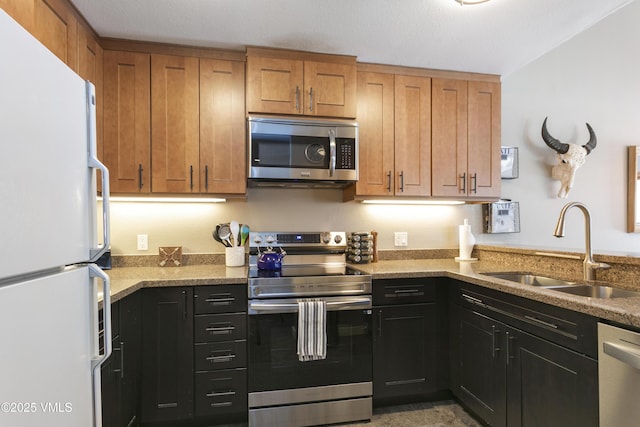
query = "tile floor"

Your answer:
(342, 400), (482, 427)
